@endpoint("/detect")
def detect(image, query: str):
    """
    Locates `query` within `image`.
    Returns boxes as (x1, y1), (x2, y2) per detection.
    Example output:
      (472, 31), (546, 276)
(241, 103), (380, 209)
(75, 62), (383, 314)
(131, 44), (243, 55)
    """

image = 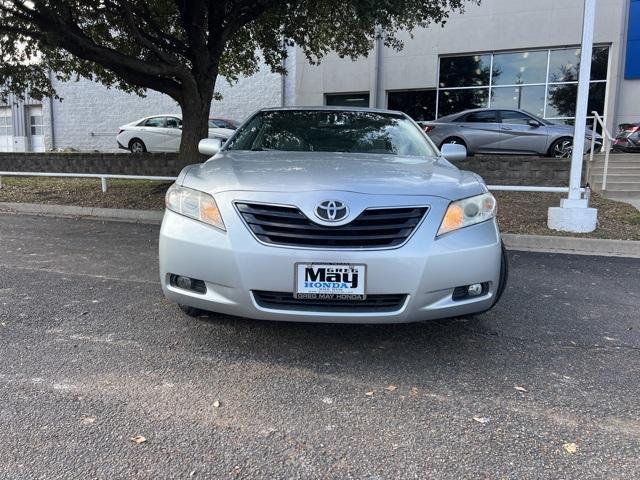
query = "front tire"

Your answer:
(178, 304), (207, 318)
(549, 137), (573, 158)
(129, 138), (147, 154)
